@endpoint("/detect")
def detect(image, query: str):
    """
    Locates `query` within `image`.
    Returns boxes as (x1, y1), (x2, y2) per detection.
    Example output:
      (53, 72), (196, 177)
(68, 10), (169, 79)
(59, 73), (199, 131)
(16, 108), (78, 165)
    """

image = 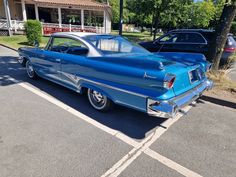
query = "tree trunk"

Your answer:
(153, 20), (157, 40)
(151, 13), (155, 36)
(211, 1), (236, 71)
(153, 16), (159, 40)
